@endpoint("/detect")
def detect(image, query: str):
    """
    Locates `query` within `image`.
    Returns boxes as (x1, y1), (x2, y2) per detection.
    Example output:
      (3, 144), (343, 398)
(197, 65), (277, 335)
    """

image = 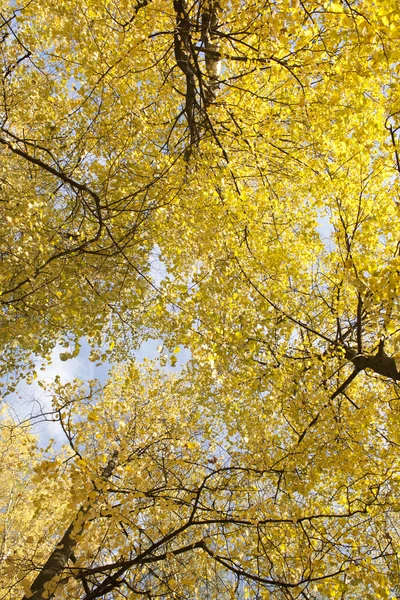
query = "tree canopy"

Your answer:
(1, 0), (400, 598)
